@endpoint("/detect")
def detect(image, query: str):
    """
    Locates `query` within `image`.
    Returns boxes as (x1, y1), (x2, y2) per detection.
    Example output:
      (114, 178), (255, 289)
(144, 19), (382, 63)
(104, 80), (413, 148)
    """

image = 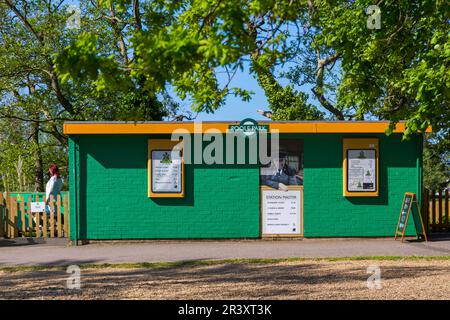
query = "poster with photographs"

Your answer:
(260, 139), (303, 190)
(347, 149), (376, 192)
